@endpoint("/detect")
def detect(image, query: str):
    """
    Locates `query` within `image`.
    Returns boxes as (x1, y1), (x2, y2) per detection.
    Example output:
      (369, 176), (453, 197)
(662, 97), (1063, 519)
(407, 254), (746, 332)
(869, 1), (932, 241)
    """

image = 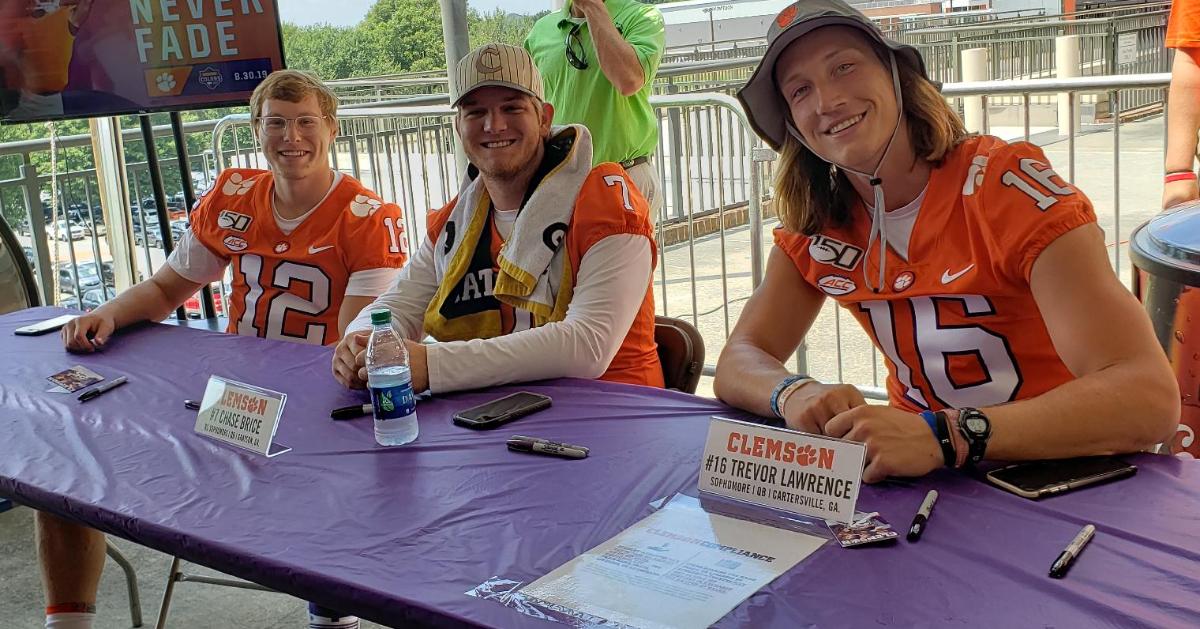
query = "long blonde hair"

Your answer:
(774, 50), (967, 235)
